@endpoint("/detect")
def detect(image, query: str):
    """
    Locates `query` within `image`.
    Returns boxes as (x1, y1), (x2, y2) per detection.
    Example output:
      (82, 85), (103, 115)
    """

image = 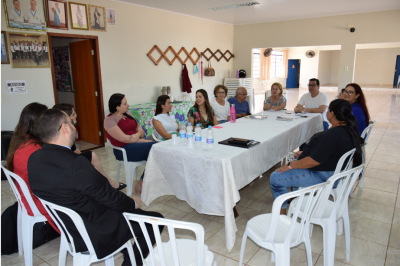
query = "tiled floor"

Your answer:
(2, 87), (400, 266)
